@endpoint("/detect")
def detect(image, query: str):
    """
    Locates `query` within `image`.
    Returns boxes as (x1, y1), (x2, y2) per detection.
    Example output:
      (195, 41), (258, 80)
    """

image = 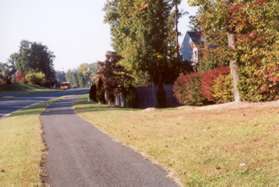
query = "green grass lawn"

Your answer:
(0, 83), (54, 92)
(0, 104), (46, 186)
(75, 98), (279, 186)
